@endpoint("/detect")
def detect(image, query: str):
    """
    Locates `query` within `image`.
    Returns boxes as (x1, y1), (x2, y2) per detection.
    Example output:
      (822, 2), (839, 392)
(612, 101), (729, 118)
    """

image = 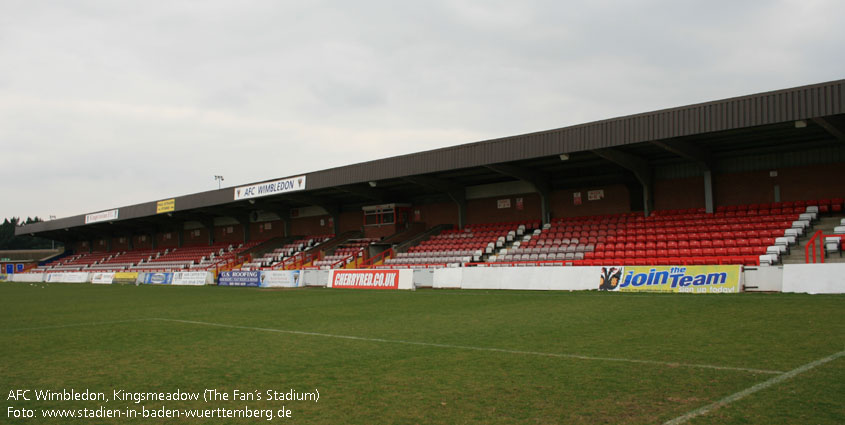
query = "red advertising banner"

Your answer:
(332, 270), (400, 290)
